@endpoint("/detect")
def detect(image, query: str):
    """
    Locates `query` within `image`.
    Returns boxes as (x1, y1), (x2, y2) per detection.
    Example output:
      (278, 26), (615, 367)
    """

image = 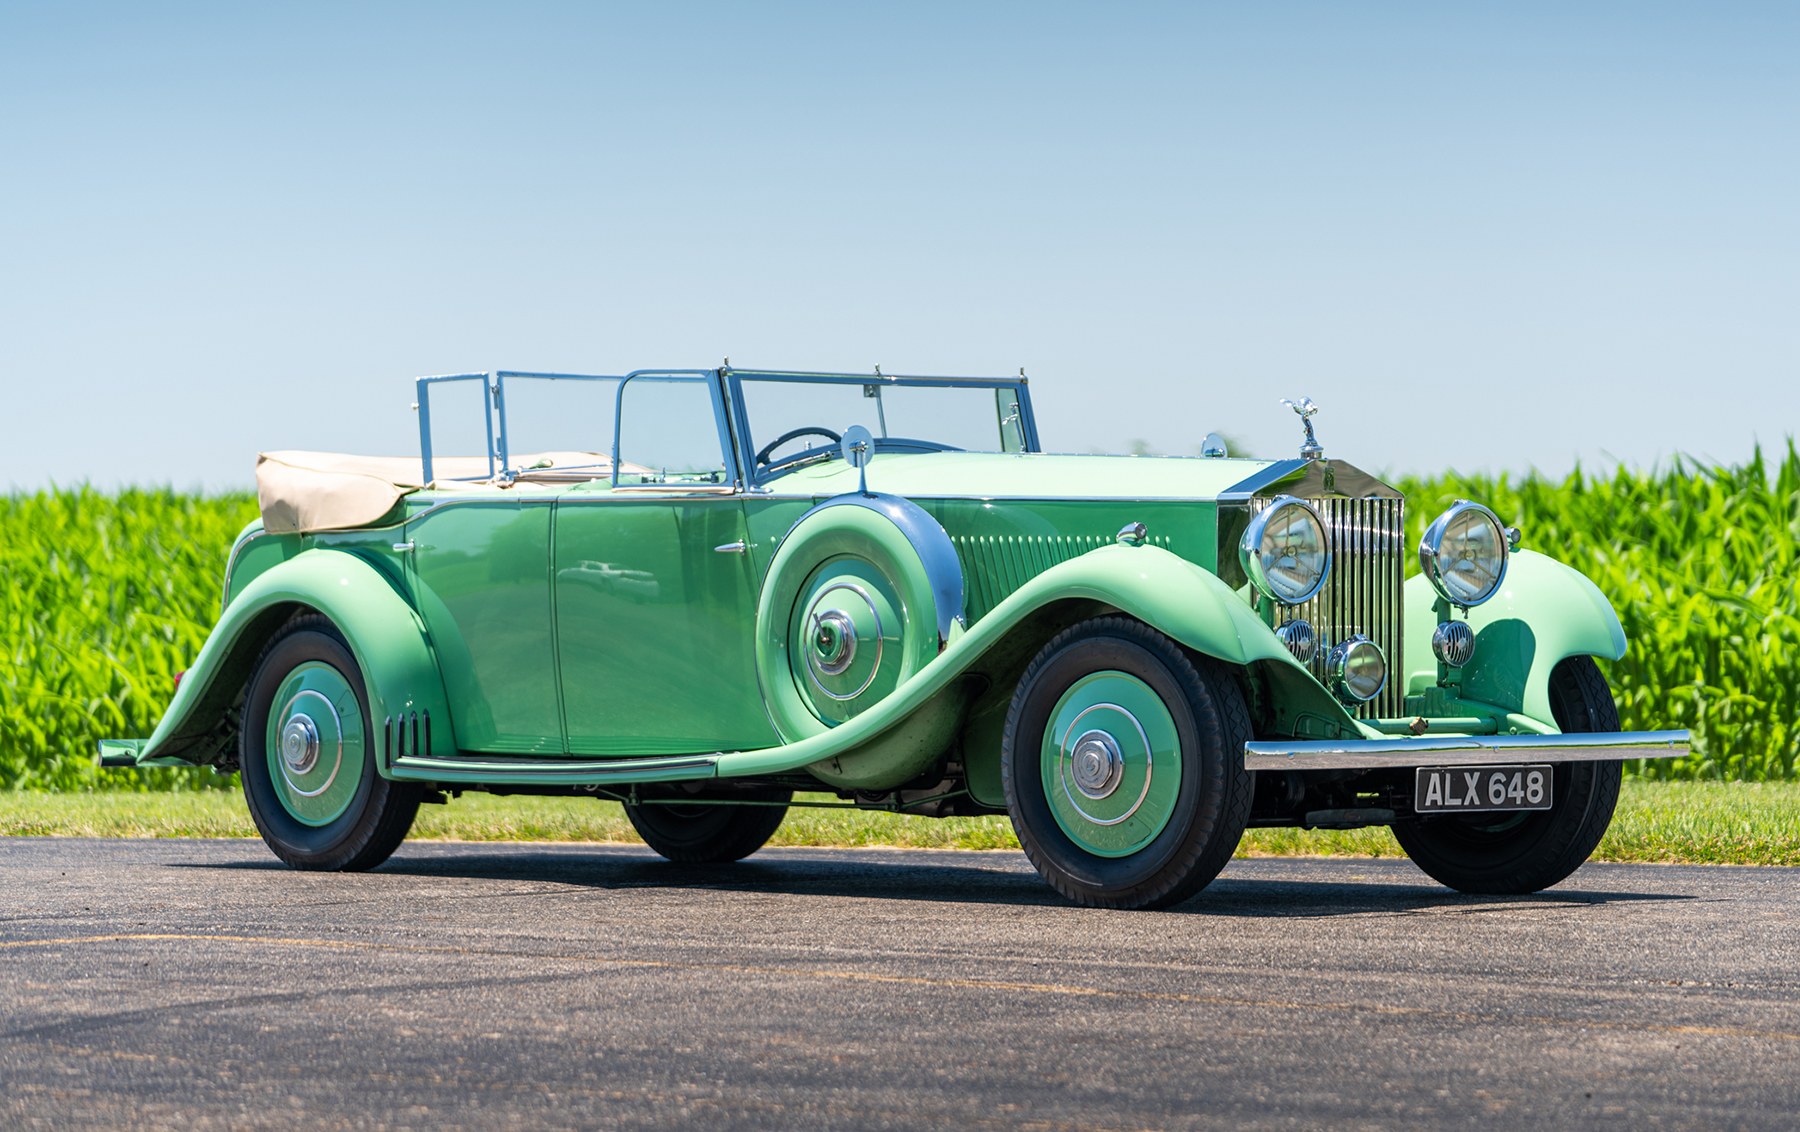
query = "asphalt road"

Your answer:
(3, 838), (1797, 1131)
